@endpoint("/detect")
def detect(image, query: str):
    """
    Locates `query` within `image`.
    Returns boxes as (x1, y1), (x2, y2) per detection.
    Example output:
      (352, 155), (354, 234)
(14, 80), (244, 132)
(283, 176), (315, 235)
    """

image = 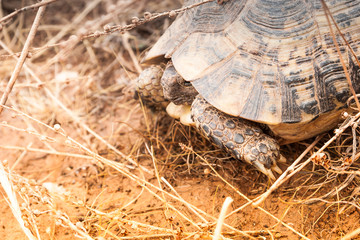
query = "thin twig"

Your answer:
(342, 227), (360, 240)
(161, 177), (209, 224)
(0, 4), (46, 114)
(299, 174), (357, 205)
(254, 112), (360, 206)
(122, 31), (142, 74)
(213, 197), (233, 240)
(0, 42), (151, 173)
(31, 0), (102, 61)
(10, 143), (33, 171)
(0, 0), (58, 24)
(0, 145), (94, 160)
(57, 215), (93, 240)
(181, 144), (310, 240)
(0, 0), (214, 62)
(253, 136), (323, 206)
(0, 163), (37, 240)
(83, 0), (215, 39)
(321, 0), (360, 110)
